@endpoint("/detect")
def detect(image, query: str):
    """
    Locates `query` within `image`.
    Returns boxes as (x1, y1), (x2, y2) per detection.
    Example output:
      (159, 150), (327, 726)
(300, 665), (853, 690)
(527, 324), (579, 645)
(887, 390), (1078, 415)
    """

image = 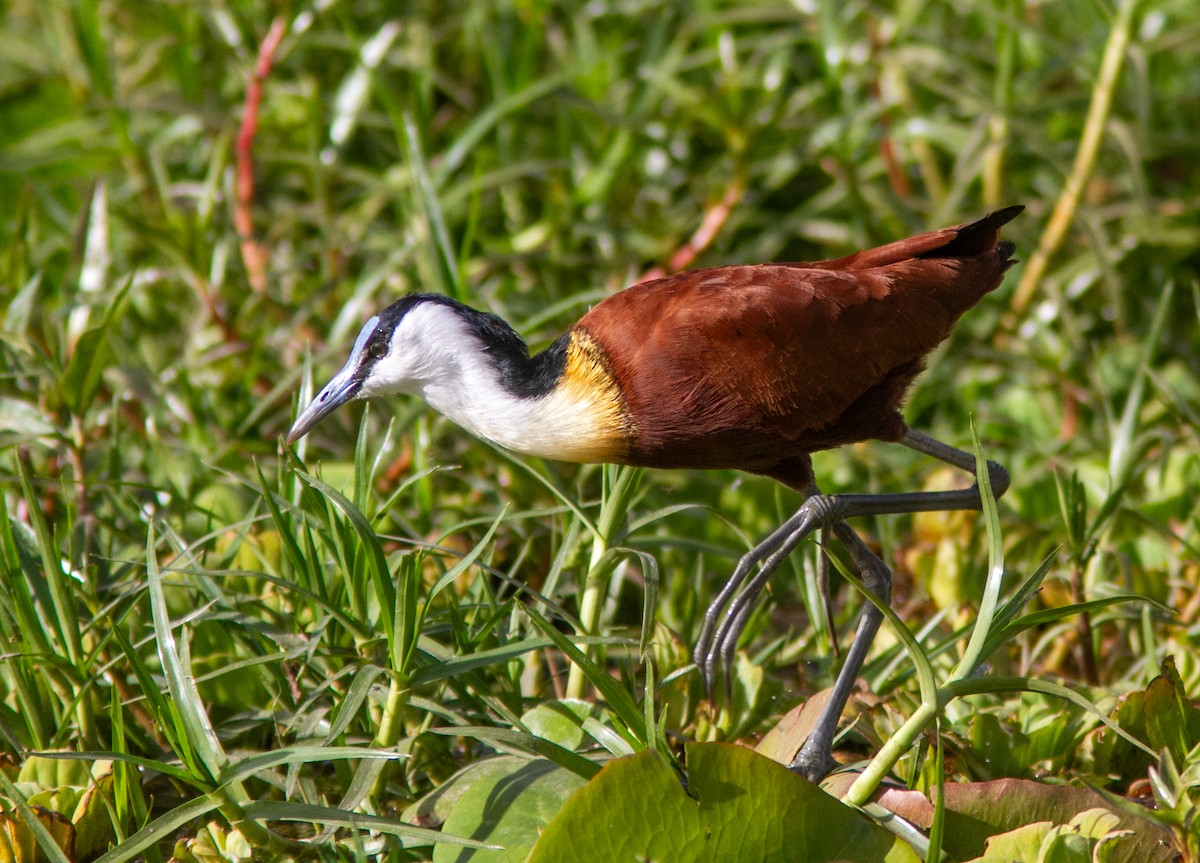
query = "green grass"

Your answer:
(2, 0), (1199, 859)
